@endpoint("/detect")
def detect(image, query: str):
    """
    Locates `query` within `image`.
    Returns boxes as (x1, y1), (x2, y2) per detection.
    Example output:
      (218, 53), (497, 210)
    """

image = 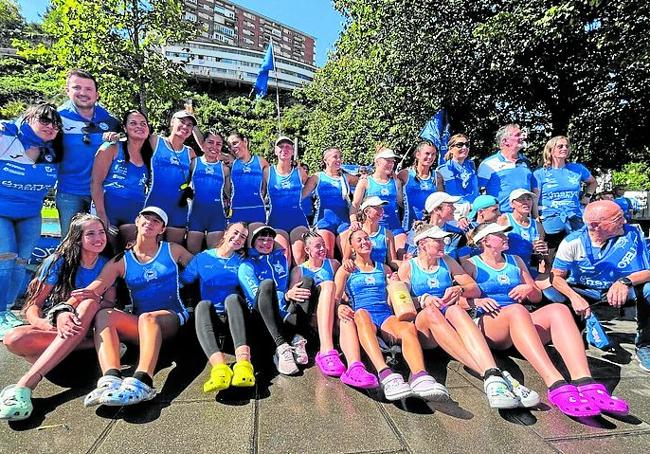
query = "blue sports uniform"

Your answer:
(369, 226), (389, 265)
(504, 213), (539, 269)
(181, 249), (242, 314)
(299, 258), (335, 285)
(314, 172), (351, 234)
(533, 163), (591, 234)
(435, 159), (479, 204)
(614, 196), (634, 222)
(266, 165), (308, 232)
(123, 242), (189, 325)
(188, 157), (227, 233)
(402, 168), (437, 230)
(238, 248), (290, 319)
(365, 176), (404, 235)
(144, 138), (192, 228)
(470, 254), (522, 316)
(406, 222), (467, 260)
(345, 262), (393, 328)
(230, 155), (266, 223)
(478, 152), (536, 213)
(408, 257), (453, 313)
(57, 101), (119, 197)
(102, 142), (148, 226)
(301, 189), (315, 222)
